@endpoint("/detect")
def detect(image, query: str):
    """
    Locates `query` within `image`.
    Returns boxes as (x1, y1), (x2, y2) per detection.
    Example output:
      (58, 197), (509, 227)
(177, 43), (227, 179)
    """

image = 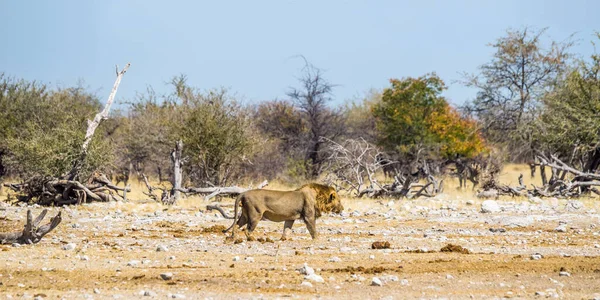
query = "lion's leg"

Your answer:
(304, 217), (317, 239)
(281, 220), (295, 241)
(245, 207), (262, 241)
